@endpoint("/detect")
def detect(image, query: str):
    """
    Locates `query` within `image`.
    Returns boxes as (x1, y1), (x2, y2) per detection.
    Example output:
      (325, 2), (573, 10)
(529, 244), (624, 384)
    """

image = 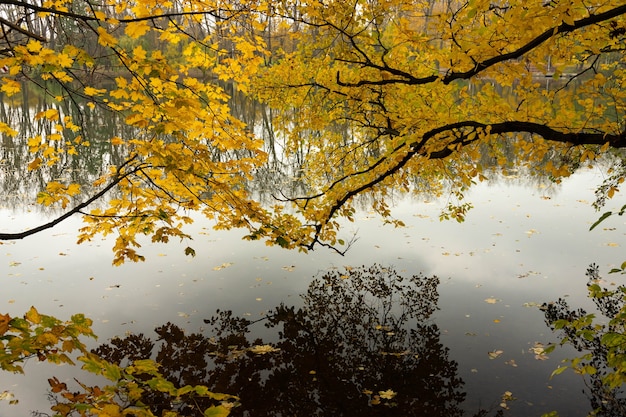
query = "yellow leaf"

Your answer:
(97, 26), (118, 47)
(125, 21), (151, 38)
(378, 389), (396, 400)
(26, 40), (42, 53)
(1, 79), (21, 96)
(84, 86), (106, 96)
(55, 53), (73, 68)
(28, 157), (43, 171)
(66, 183), (81, 196)
(133, 45), (147, 60)
(25, 306), (41, 324)
(600, 141), (610, 153)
